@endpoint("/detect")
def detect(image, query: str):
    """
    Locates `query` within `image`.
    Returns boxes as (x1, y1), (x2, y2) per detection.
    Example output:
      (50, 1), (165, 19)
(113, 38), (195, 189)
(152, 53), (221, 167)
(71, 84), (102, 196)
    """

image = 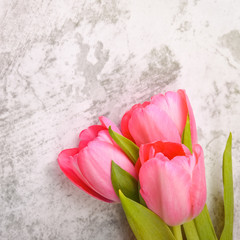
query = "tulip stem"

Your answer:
(172, 225), (183, 240)
(183, 220), (199, 240)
